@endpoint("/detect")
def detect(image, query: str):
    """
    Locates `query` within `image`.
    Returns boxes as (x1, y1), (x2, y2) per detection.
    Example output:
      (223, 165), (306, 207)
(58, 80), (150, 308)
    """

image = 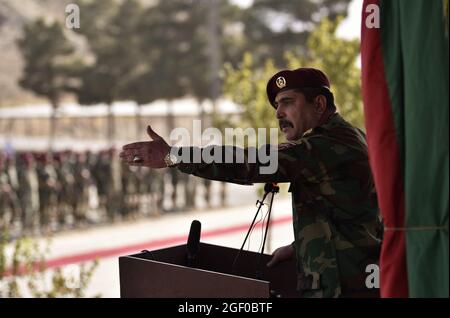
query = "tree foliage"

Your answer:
(223, 53), (279, 143)
(286, 17), (363, 128)
(223, 17), (364, 135)
(16, 18), (83, 149)
(17, 18), (80, 108)
(16, 0), (357, 140)
(240, 0), (351, 66)
(73, 0), (124, 105)
(0, 232), (98, 298)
